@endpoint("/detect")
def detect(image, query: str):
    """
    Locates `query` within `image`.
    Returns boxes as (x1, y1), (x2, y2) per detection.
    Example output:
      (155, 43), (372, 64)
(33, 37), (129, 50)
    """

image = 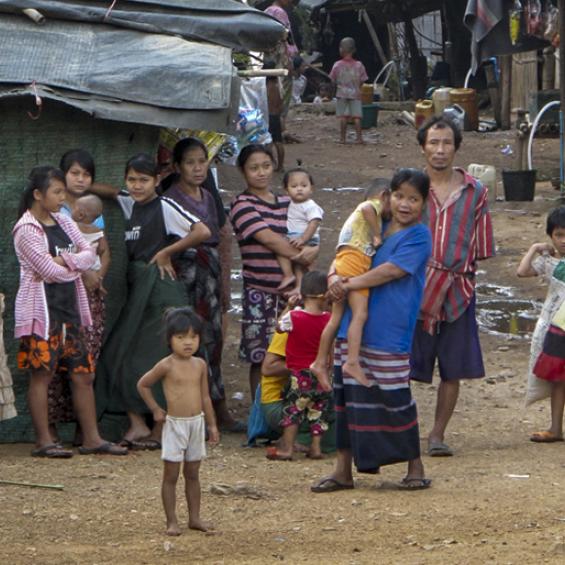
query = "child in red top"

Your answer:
(266, 271), (331, 461)
(329, 37), (368, 144)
